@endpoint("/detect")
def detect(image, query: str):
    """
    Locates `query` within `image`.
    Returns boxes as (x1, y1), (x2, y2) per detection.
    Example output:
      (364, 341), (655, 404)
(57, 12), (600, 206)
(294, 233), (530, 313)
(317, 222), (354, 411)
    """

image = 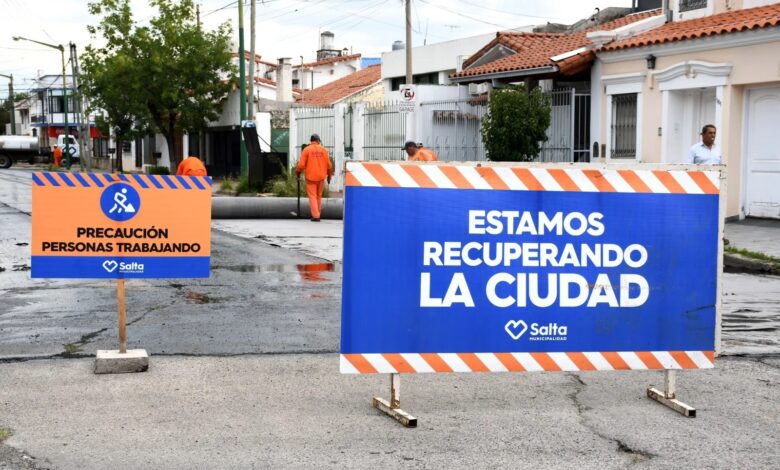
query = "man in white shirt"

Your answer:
(687, 124), (722, 164)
